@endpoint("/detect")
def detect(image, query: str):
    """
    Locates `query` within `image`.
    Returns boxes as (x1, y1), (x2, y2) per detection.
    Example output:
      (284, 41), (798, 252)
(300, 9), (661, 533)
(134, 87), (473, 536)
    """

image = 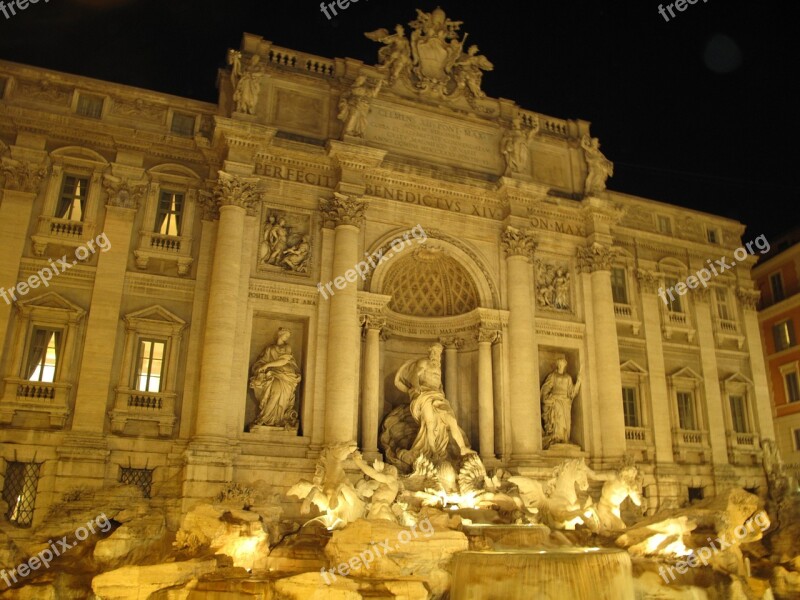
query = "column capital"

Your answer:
(320, 191), (367, 228)
(439, 335), (464, 350)
(212, 171), (260, 214)
(1, 157), (48, 194)
(360, 313), (387, 332)
(102, 174), (146, 210)
(501, 225), (536, 259)
(475, 327), (502, 345)
(577, 242), (617, 273)
(635, 269), (660, 294)
(736, 287), (761, 311)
